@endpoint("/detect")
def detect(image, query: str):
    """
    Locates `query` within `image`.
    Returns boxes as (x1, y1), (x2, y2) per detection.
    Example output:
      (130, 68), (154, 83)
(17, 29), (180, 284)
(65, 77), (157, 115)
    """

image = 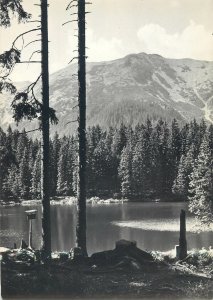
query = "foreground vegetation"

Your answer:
(1, 241), (213, 299)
